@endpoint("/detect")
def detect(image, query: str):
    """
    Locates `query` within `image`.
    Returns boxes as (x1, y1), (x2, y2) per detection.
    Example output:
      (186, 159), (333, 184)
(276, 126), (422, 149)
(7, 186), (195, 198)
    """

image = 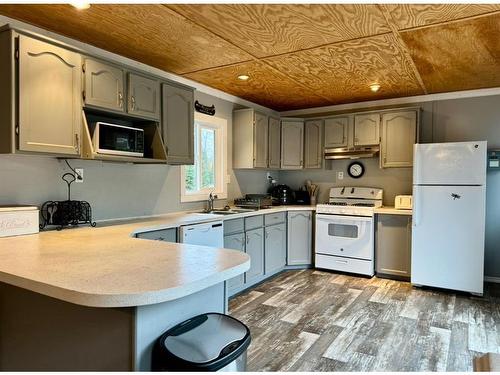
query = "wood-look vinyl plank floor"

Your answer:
(229, 269), (500, 372)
